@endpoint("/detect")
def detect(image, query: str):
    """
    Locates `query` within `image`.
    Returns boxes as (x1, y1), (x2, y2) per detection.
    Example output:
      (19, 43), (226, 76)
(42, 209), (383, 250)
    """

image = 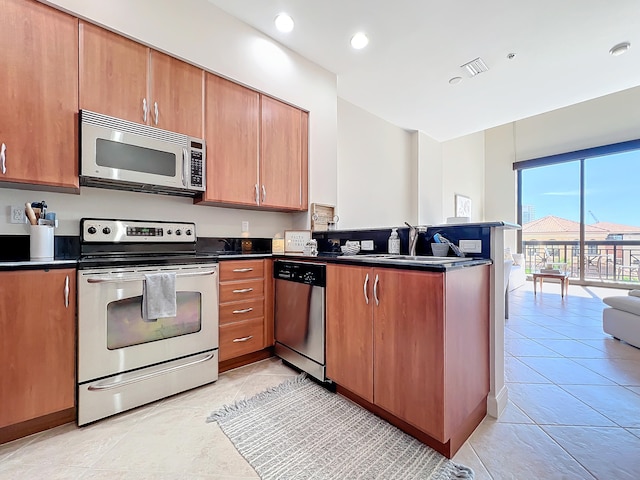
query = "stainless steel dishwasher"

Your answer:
(274, 260), (326, 382)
